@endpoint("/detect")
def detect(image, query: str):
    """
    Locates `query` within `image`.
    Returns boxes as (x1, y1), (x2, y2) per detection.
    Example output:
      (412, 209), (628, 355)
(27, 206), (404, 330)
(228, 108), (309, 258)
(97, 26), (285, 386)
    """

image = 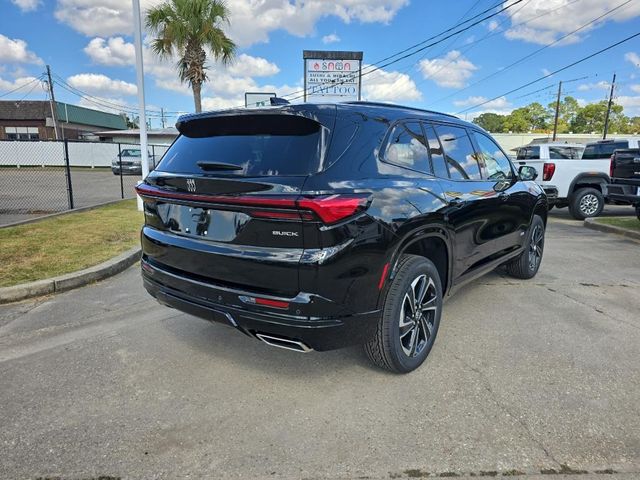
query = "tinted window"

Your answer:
(158, 114), (324, 176)
(472, 131), (513, 180)
(548, 146), (584, 159)
(384, 122), (430, 173)
(516, 146), (540, 160)
(435, 125), (481, 180)
(424, 125), (449, 178)
(583, 141), (628, 159)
